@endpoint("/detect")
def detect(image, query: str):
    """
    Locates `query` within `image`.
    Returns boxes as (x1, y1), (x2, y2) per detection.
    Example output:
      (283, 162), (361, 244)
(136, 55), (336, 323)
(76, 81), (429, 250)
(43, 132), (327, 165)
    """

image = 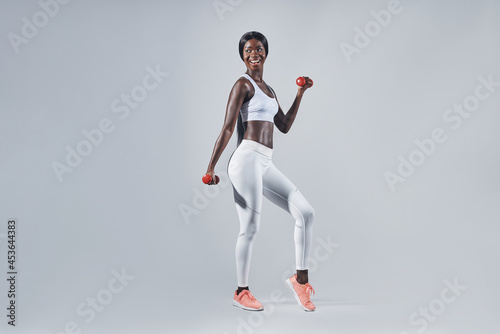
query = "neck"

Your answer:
(246, 69), (264, 82)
